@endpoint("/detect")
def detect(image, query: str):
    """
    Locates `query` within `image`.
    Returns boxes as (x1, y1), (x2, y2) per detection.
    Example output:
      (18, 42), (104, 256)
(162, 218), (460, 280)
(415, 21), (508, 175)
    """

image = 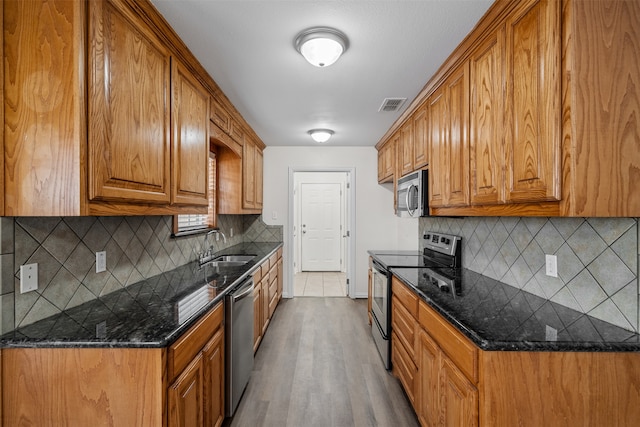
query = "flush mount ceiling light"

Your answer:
(294, 27), (349, 67)
(308, 129), (334, 143)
